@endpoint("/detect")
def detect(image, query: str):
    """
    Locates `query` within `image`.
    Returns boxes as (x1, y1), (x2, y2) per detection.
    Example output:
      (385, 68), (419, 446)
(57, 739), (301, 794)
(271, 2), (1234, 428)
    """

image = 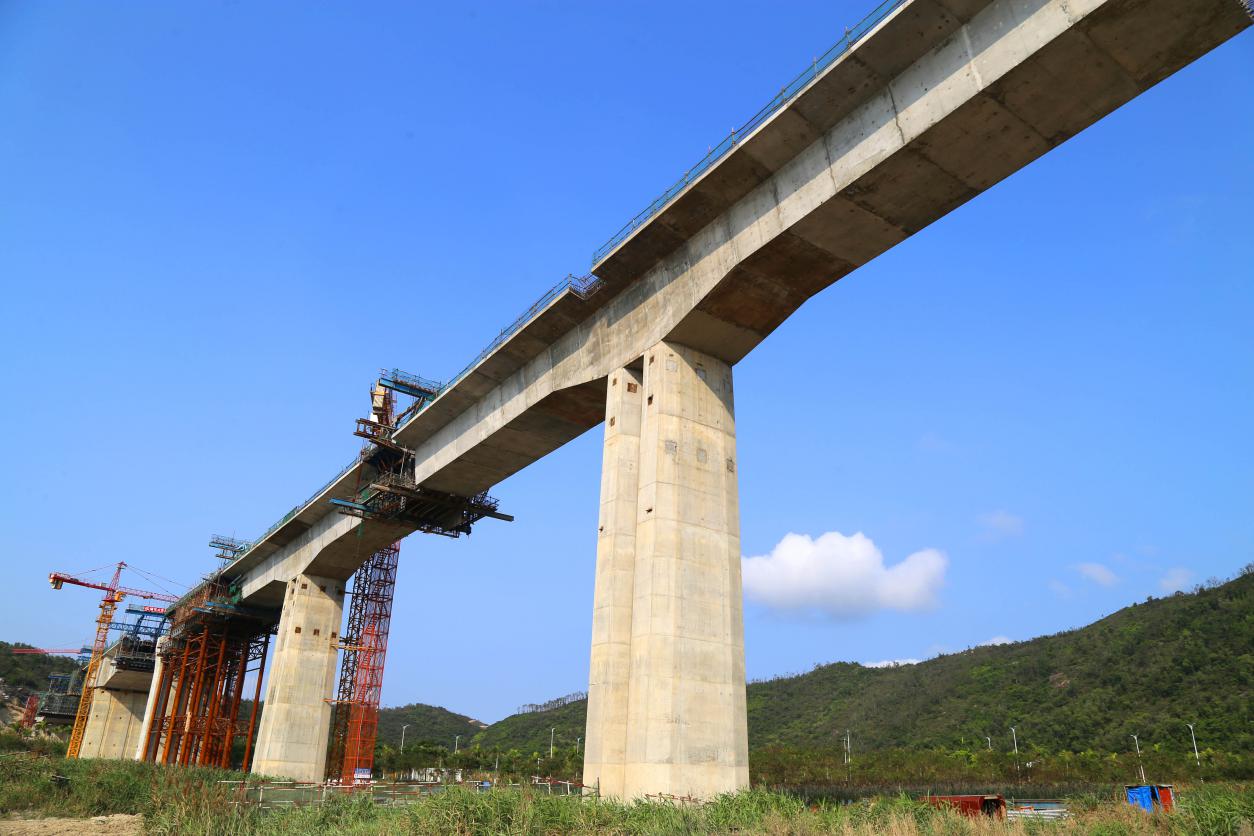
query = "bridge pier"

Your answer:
(585, 341), (749, 800)
(79, 683), (150, 760)
(584, 365), (644, 798)
(132, 638), (167, 760)
(251, 573), (343, 781)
